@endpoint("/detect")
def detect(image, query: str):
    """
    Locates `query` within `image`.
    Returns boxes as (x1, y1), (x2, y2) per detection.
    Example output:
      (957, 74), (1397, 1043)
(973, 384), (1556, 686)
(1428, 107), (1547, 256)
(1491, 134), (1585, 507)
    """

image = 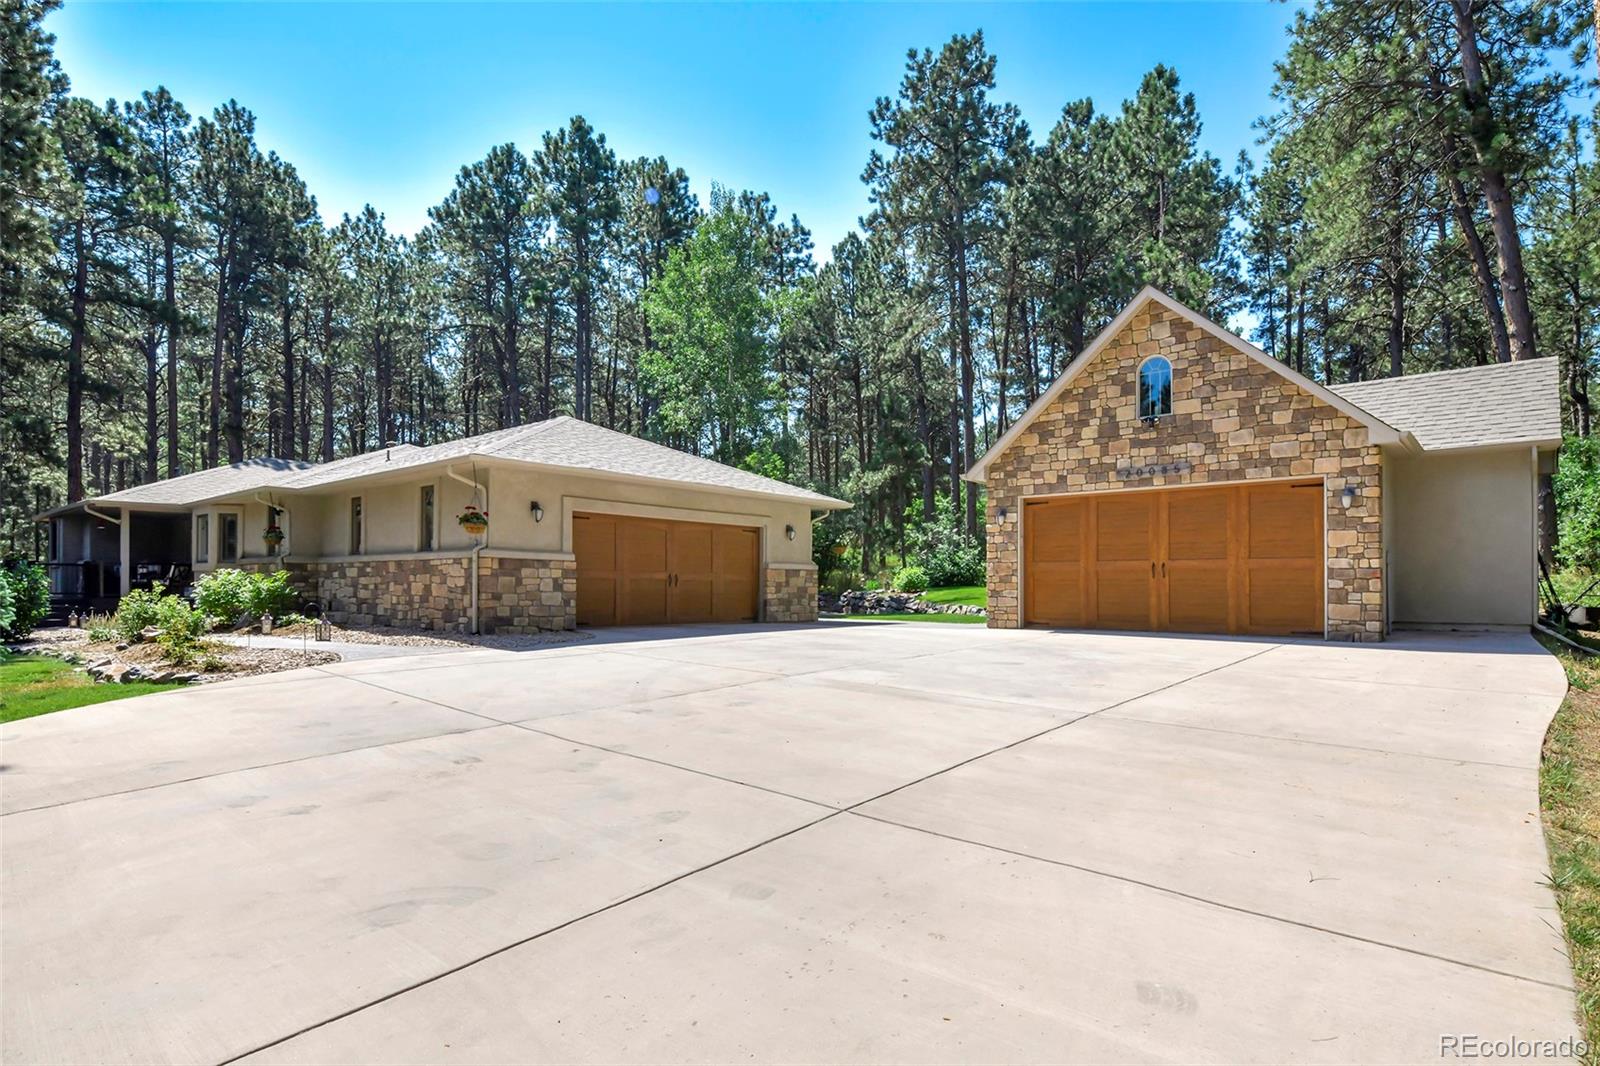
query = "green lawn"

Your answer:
(919, 585), (986, 608)
(840, 612), (986, 624)
(0, 653), (189, 723)
(1538, 634), (1600, 1062)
